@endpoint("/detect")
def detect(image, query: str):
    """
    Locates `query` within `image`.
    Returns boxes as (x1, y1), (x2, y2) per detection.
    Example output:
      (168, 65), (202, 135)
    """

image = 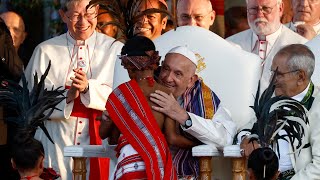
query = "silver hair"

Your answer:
(61, 0), (87, 12)
(277, 44), (315, 80)
(246, 0), (282, 5)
